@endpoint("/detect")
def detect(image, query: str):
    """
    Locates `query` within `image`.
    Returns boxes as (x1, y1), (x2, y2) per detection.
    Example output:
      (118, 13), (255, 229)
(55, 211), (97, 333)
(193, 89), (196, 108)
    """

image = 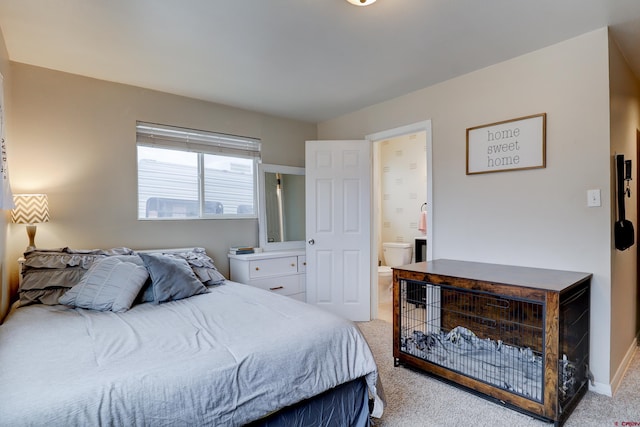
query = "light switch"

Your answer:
(587, 189), (601, 207)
